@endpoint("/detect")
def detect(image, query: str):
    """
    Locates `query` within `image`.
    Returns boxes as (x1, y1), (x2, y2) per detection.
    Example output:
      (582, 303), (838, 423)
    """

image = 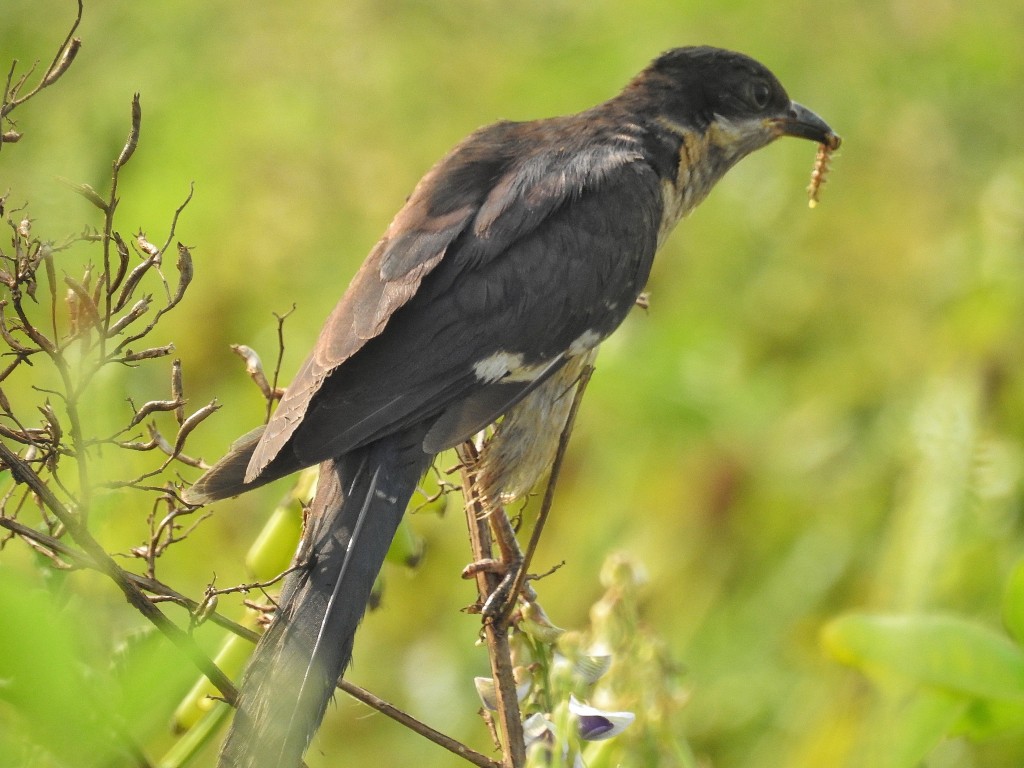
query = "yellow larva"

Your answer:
(807, 135), (840, 208)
